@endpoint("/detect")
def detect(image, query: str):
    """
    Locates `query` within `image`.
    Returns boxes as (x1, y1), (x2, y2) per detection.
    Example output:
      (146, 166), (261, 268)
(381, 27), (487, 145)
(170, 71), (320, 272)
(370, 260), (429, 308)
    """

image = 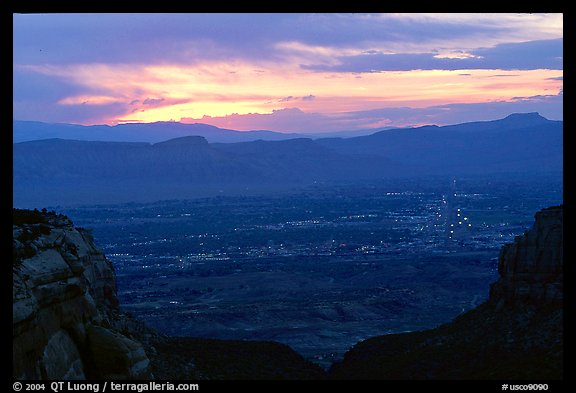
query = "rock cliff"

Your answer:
(330, 205), (563, 379)
(13, 209), (152, 380)
(490, 205), (563, 305)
